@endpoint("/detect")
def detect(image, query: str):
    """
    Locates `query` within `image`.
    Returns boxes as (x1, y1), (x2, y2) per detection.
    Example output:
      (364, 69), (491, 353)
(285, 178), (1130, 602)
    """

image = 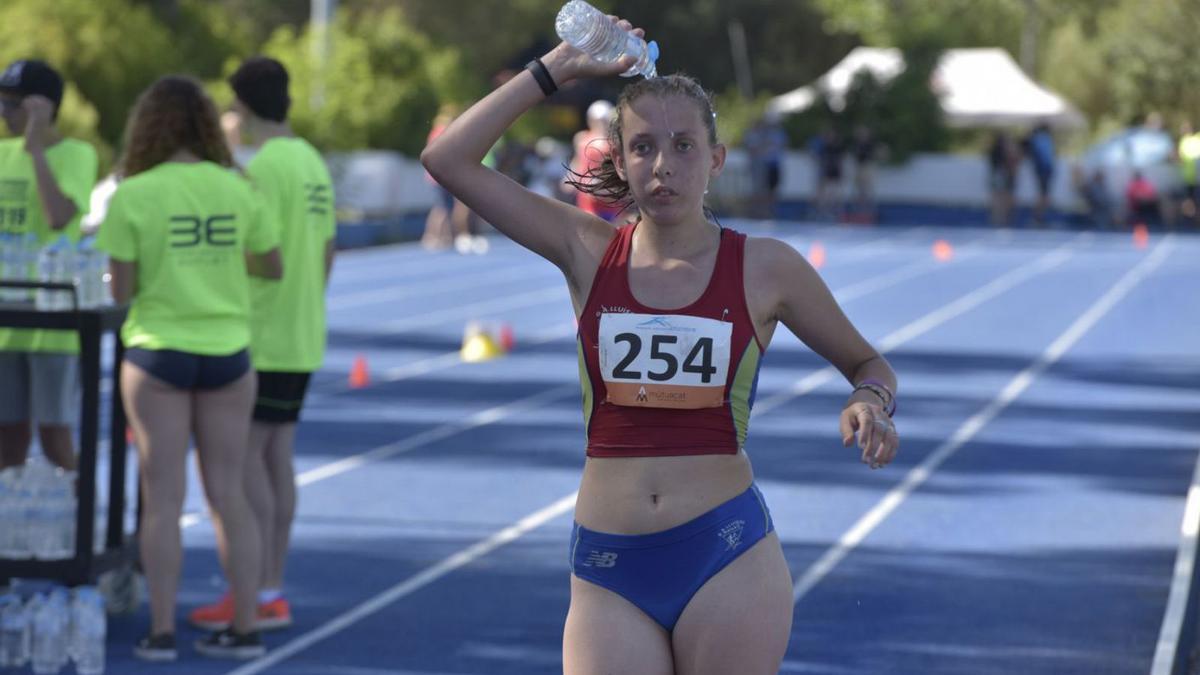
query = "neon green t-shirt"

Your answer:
(246, 137), (335, 372)
(96, 161), (279, 356)
(0, 137), (97, 353)
(1179, 133), (1200, 185)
